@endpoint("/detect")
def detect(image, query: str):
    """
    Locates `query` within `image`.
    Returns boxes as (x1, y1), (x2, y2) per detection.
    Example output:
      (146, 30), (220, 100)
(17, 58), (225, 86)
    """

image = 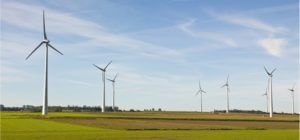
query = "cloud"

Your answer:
(244, 3), (298, 15)
(257, 37), (287, 57)
(177, 19), (236, 47)
(207, 10), (292, 58)
(209, 11), (287, 33)
(1, 1), (182, 60)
